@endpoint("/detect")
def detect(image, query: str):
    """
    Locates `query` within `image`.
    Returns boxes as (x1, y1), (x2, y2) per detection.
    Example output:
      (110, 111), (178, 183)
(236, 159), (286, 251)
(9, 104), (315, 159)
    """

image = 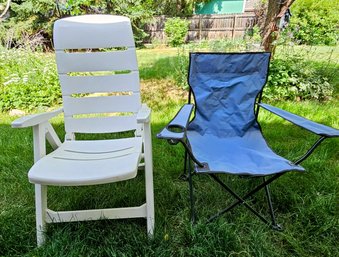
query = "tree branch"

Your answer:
(0, 0), (11, 19)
